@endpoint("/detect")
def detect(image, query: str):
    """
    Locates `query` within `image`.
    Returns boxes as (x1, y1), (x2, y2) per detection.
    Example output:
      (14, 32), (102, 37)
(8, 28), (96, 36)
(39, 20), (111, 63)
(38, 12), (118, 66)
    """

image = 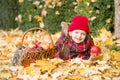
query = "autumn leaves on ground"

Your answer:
(0, 28), (120, 80)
